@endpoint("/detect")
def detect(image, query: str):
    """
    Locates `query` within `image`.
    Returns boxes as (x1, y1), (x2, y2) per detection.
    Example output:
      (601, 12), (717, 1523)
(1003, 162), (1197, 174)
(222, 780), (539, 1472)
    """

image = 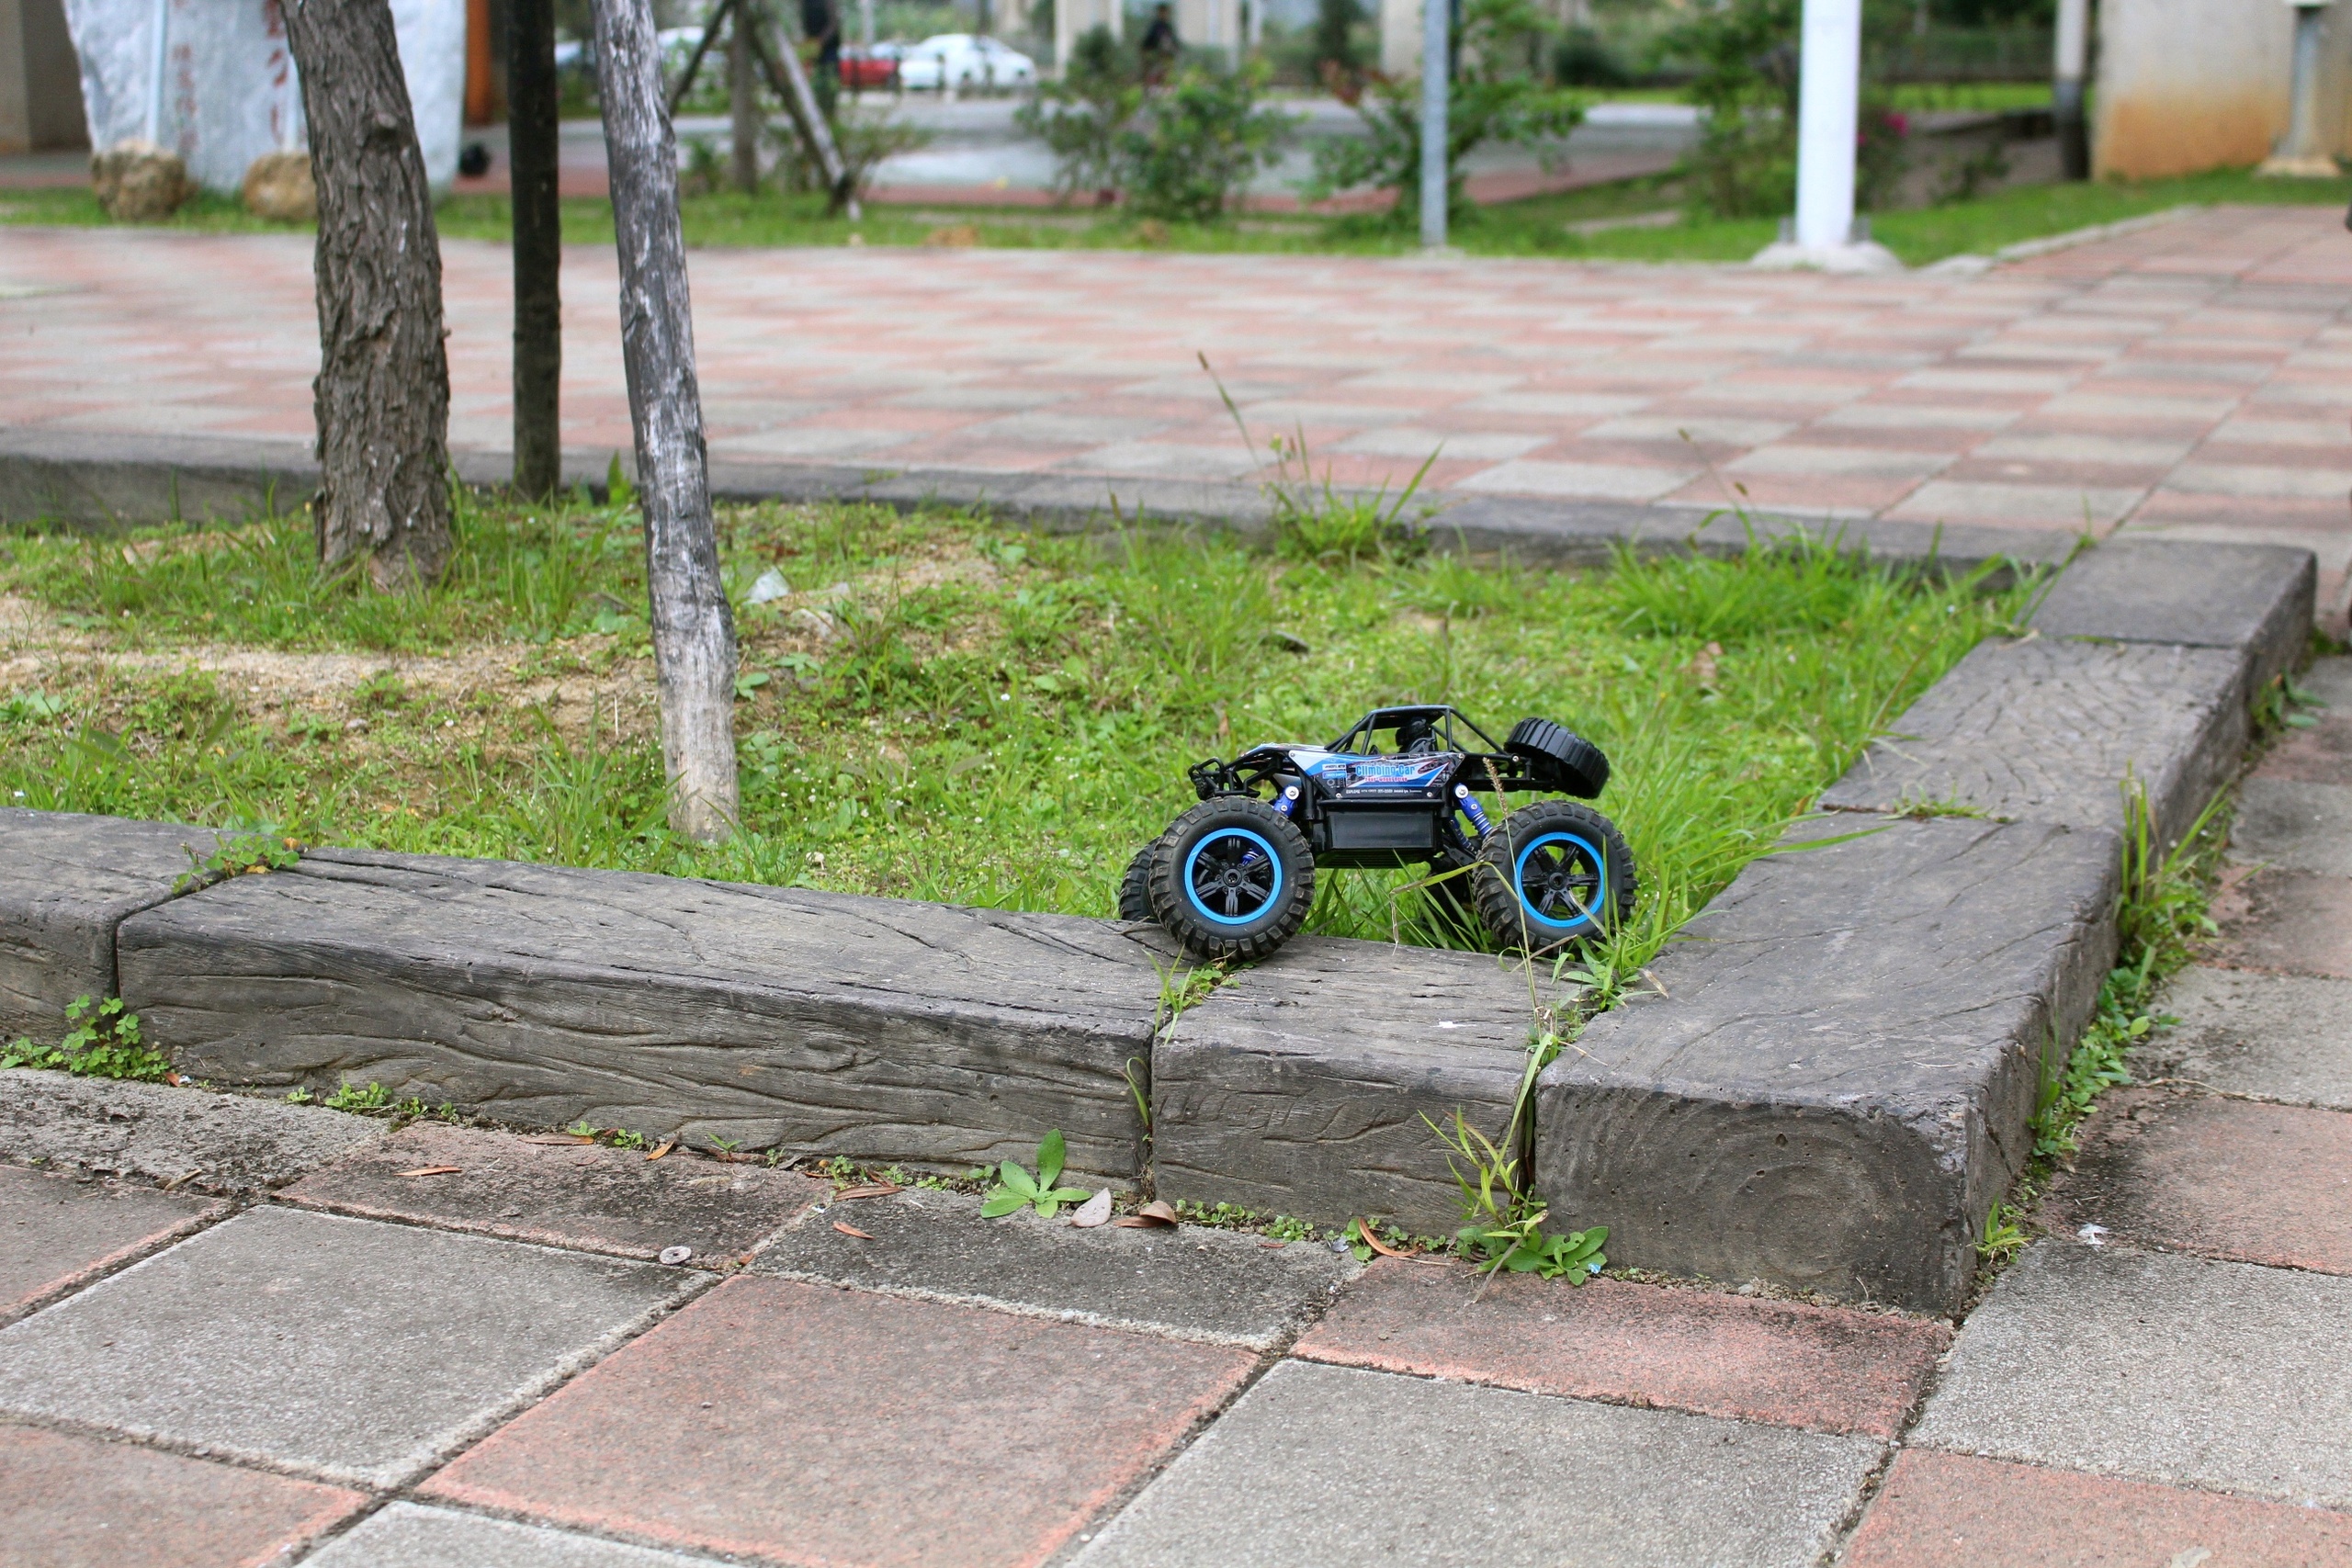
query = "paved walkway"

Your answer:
(2, 202), (2348, 611)
(1, 662), (2349, 1566)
